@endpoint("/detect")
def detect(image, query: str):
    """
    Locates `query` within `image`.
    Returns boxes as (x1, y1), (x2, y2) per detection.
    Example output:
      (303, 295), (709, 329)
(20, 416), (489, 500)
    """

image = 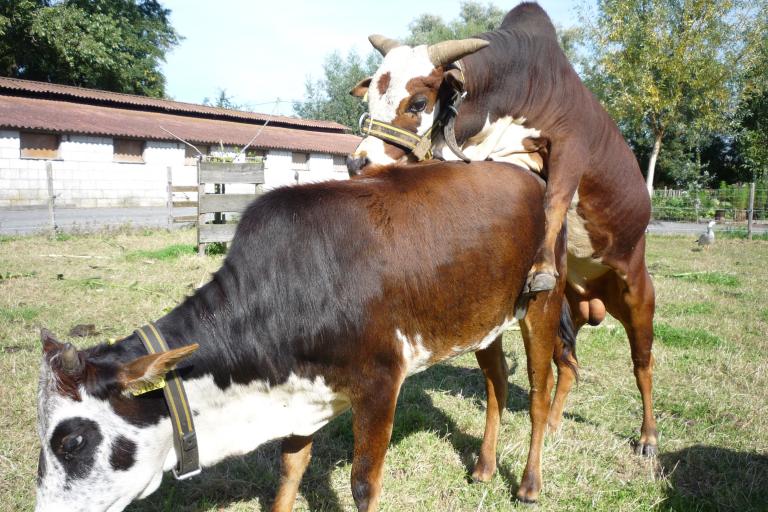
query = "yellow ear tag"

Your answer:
(363, 91), (368, 102)
(130, 376), (166, 396)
